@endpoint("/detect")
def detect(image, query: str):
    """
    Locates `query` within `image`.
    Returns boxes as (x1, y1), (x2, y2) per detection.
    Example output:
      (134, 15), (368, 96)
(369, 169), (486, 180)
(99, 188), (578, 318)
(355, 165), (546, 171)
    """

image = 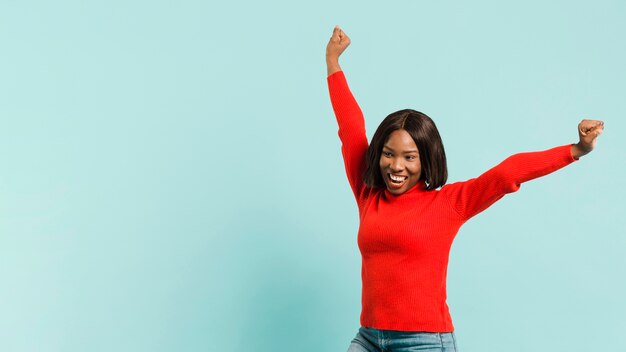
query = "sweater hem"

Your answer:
(360, 319), (454, 333)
